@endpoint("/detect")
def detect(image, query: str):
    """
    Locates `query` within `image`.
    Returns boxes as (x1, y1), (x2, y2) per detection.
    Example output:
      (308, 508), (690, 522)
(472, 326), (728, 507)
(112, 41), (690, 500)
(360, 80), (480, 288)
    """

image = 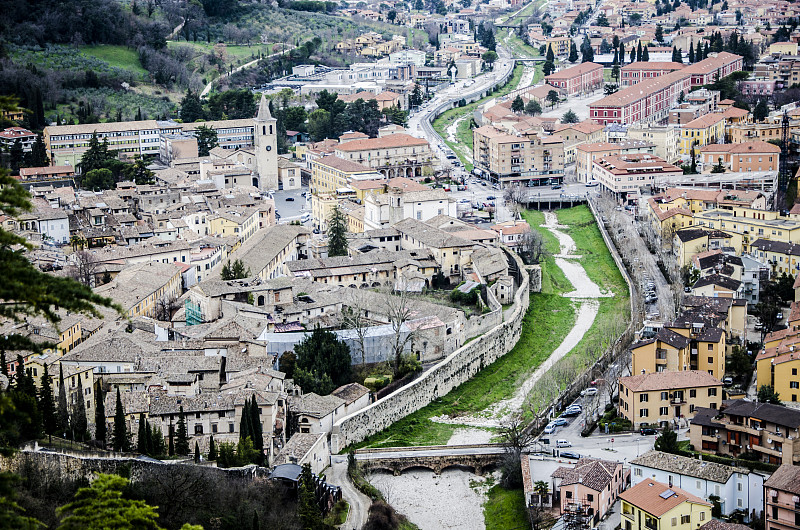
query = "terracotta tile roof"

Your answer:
(631, 450), (747, 483)
(620, 370), (722, 392)
(551, 458), (621, 492)
(683, 113), (726, 129)
(545, 61), (602, 80)
(335, 133), (429, 152)
(554, 120), (605, 135)
(619, 479), (711, 517)
(315, 155), (374, 173)
(621, 61), (685, 71)
(576, 142), (620, 153)
(764, 464), (800, 495)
